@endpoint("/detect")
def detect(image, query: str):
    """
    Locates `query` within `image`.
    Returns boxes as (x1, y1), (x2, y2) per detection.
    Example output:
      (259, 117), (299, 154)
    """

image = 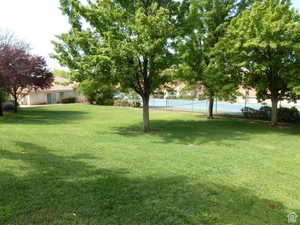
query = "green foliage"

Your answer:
(60, 96), (77, 104)
(2, 101), (15, 111)
(216, 0), (300, 124)
(78, 79), (115, 105)
(0, 206), (12, 224)
(278, 107), (300, 123)
(0, 89), (8, 102)
(52, 69), (71, 79)
(52, 0), (183, 131)
(53, 0), (180, 97)
(176, 0), (253, 100)
(242, 105), (300, 123)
